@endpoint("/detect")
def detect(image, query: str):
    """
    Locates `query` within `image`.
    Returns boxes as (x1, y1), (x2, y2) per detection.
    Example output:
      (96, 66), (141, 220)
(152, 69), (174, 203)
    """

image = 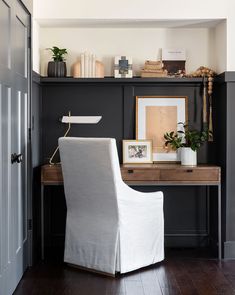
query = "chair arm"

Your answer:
(117, 181), (163, 205)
